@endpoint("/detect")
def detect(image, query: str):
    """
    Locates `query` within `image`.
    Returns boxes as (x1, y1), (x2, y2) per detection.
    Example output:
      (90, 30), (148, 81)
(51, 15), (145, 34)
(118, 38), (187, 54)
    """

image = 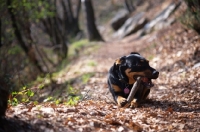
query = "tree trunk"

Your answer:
(124, 0), (135, 13)
(7, 0), (43, 73)
(75, 0), (81, 21)
(0, 19), (2, 48)
(66, 0), (74, 23)
(82, 0), (104, 41)
(62, 0), (81, 36)
(0, 78), (9, 116)
(73, 0), (82, 35)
